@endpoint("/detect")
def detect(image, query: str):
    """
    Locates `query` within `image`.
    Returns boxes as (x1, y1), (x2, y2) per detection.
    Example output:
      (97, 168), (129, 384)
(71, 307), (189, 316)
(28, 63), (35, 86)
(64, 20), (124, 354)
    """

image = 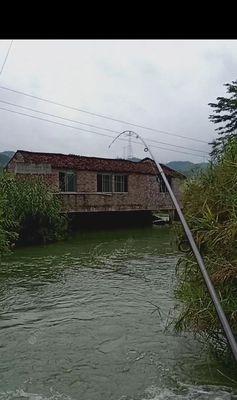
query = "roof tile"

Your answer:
(12, 150), (184, 178)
